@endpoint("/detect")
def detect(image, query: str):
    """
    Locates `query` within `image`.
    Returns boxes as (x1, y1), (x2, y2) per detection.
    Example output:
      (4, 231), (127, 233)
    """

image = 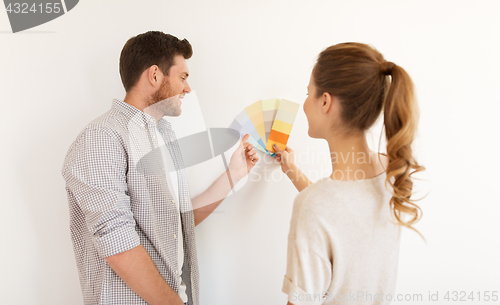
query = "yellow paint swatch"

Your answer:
(271, 120), (293, 134)
(245, 100), (266, 145)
